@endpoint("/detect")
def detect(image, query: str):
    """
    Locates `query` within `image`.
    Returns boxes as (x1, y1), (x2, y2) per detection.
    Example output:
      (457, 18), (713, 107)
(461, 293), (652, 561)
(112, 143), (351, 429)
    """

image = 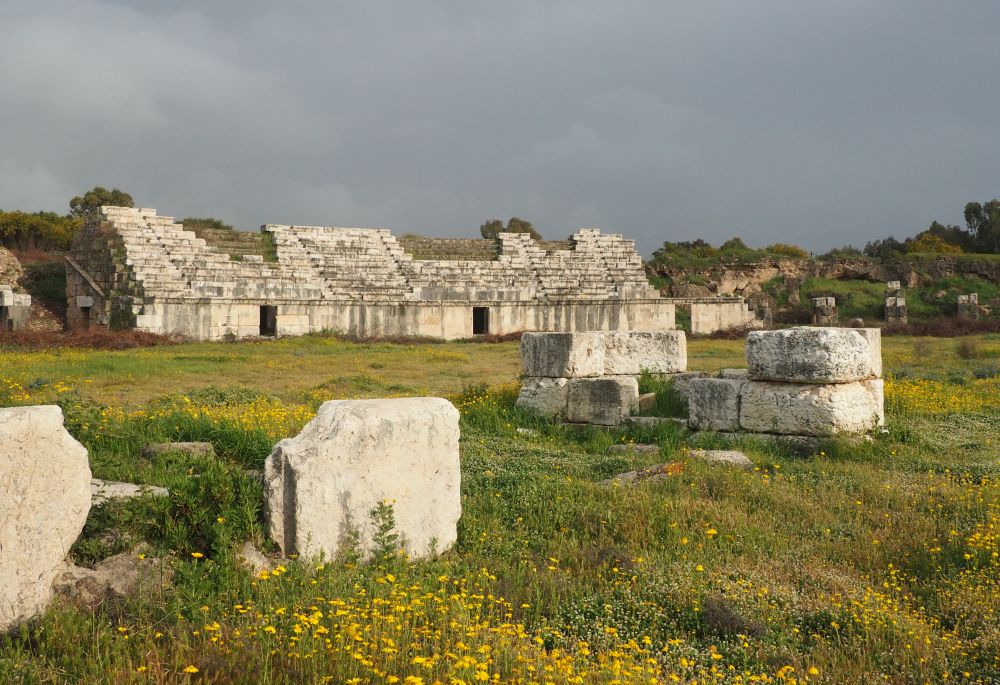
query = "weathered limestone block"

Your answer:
(738, 381), (883, 436)
(865, 378), (885, 427)
(566, 376), (639, 426)
(689, 449), (754, 470)
(687, 378), (746, 432)
(515, 377), (569, 417)
(91, 479), (169, 506)
(718, 368), (749, 380)
(603, 330), (686, 375)
(264, 398), (461, 560)
(141, 442), (216, 459)
(1, 406), (91, 633)
(852, 328), (882, 379)
(666, 371), (711, 399)
(520, 332), (604, 378)
(745, 327), (875, 383)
